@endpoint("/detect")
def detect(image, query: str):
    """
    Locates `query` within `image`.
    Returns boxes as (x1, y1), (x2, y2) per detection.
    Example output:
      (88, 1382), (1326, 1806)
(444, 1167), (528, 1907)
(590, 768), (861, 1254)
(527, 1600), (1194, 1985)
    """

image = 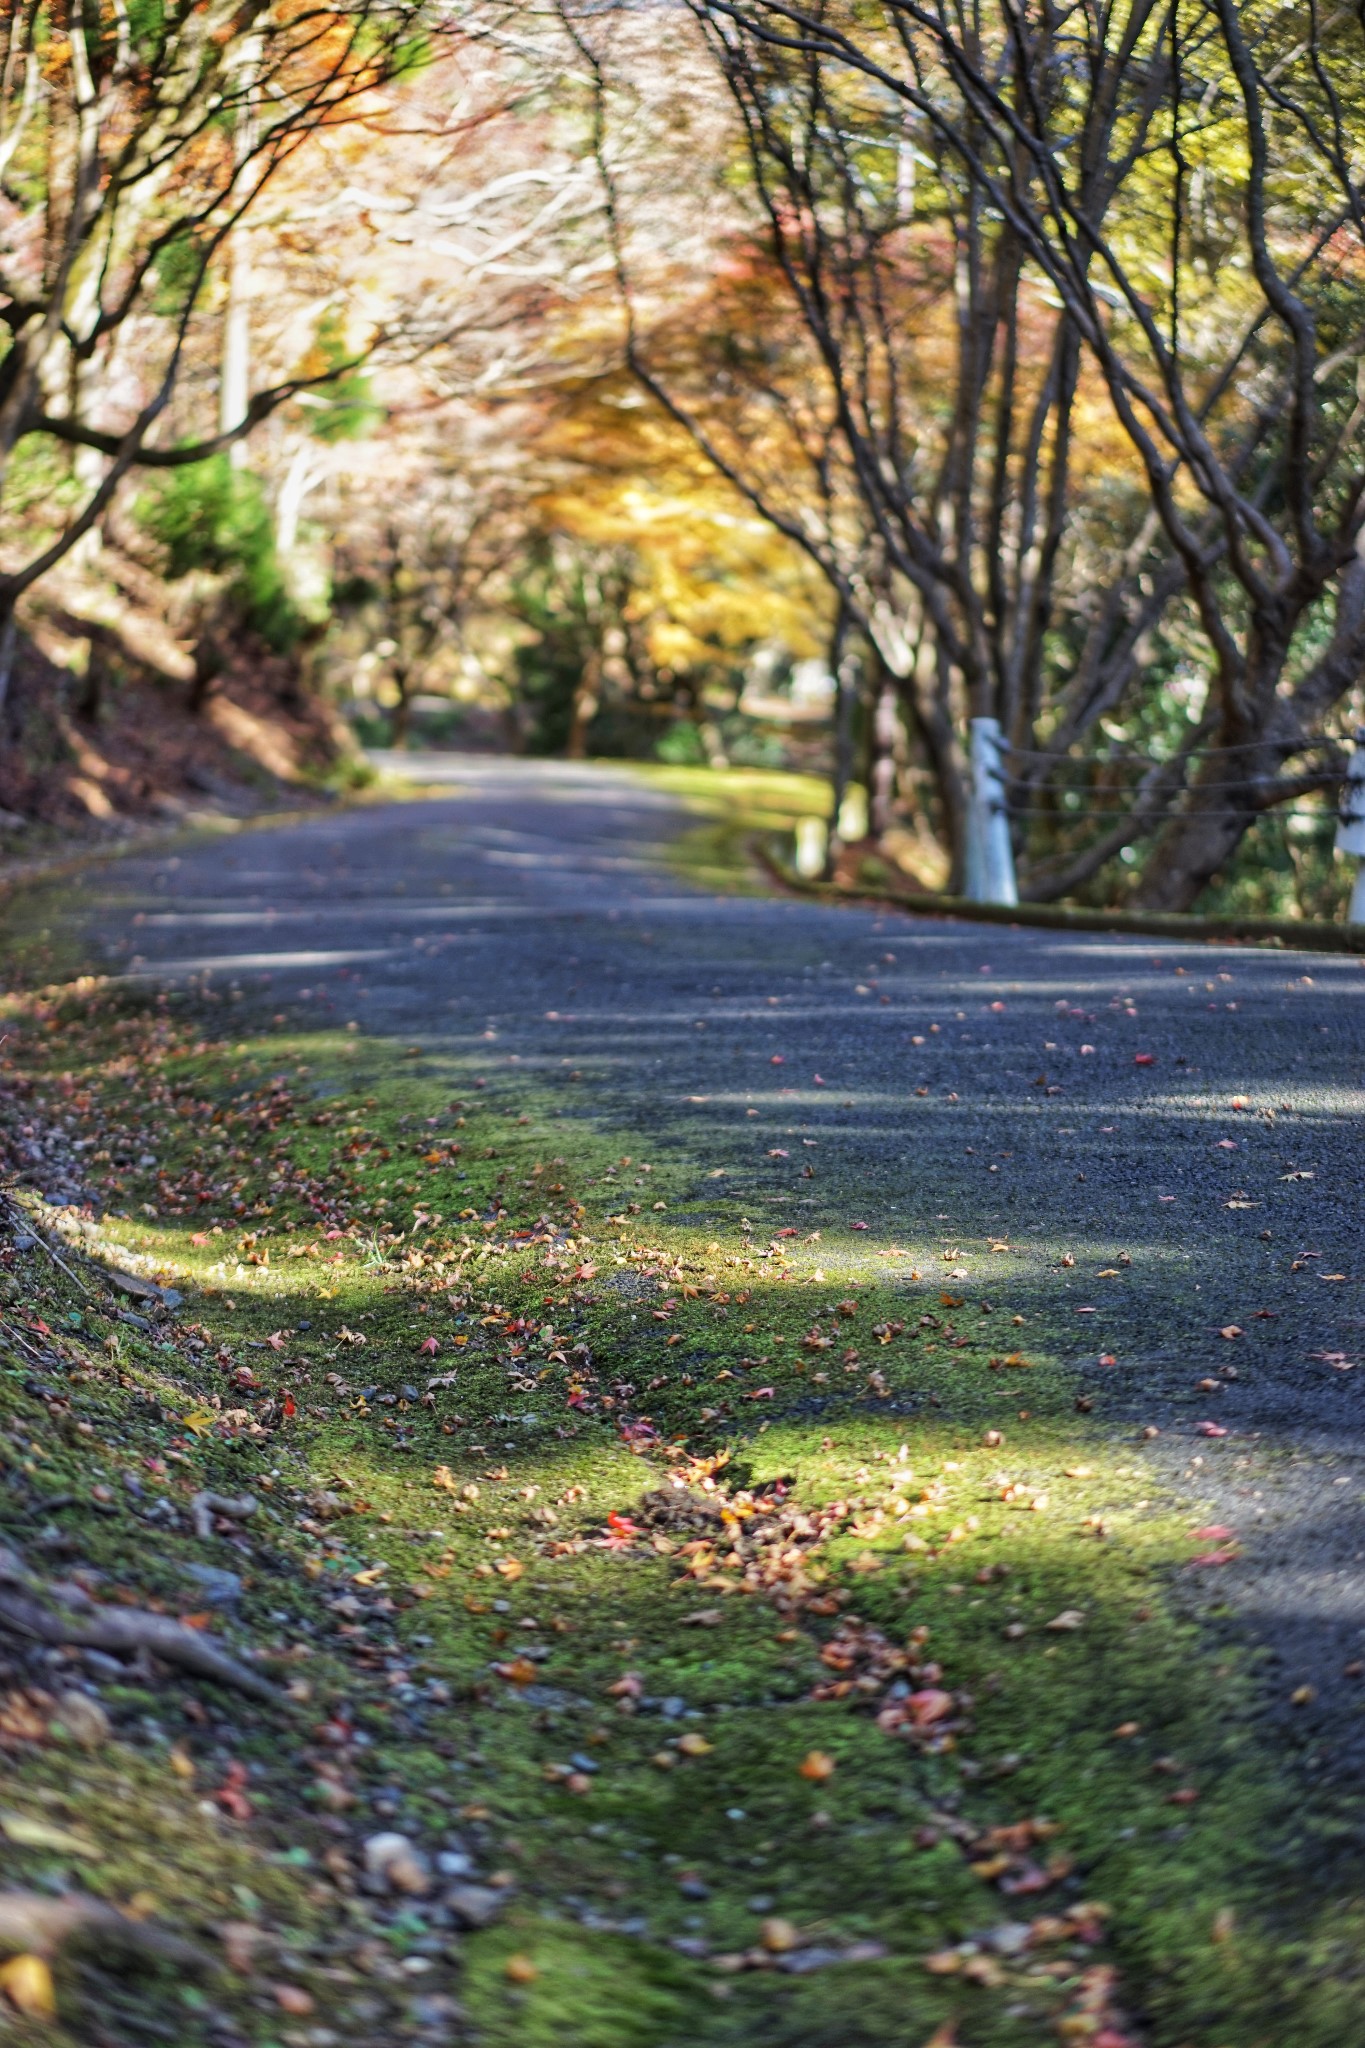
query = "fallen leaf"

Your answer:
(274, 1985), (315, 2016)
(677, 1732), (713, 1757)
(219, 1922), (260, 1974)
(0, 1812), (101, 1858)
(0, 1954), (56, 2020)
(798, 1750), (836, 1781)
(907, 1688), (955, 1724)
(1196, 1421), (1229, 1438)
(492, 1659), (537, 1686)
(1045, 1610), (1086, 1631)
(505, 1953), (538, 1983)
(921, 1949), (963, 1975)
(761, 1917), (800, 1953)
